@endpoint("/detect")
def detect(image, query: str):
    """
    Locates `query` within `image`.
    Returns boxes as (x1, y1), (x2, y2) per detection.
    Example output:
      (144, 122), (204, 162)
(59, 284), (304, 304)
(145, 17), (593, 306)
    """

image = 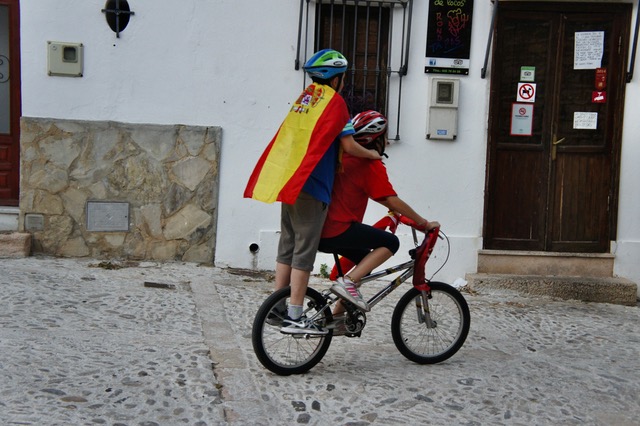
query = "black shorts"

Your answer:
(318, 222), (400, 265)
